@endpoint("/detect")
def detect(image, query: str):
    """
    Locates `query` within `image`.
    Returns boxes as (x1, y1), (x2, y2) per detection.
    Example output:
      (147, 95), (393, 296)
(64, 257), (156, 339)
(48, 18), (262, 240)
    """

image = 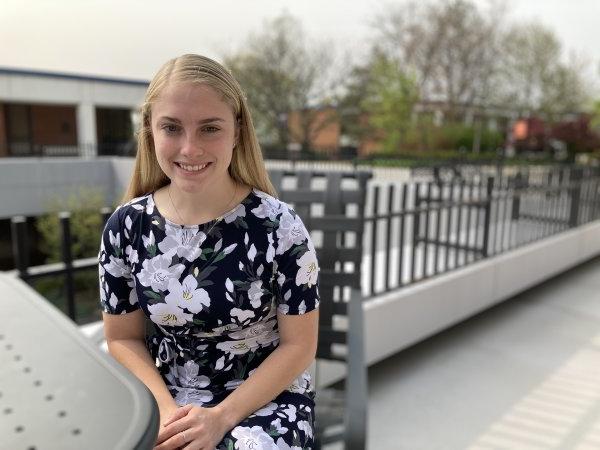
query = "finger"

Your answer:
(164, 404), (193, 427)
(154, 429), (189, 450)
